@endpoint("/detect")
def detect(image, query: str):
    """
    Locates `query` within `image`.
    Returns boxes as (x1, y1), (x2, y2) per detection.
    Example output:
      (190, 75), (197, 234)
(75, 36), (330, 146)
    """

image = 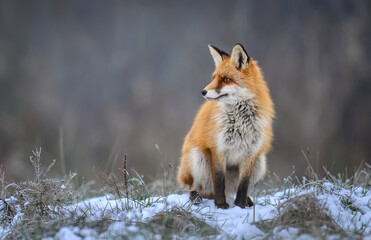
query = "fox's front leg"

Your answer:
(234, 175), (251, 208)
(214, 171), (229, 209)
(213, 159), (229, 209)
(234, 159), (254, 208)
